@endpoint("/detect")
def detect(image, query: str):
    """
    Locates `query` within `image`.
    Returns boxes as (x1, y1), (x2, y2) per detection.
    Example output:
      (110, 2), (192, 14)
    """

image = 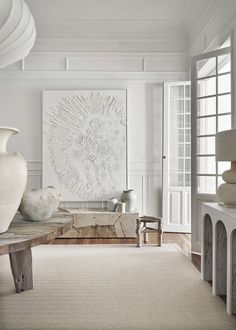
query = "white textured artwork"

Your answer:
(42, 90), (127, 201)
